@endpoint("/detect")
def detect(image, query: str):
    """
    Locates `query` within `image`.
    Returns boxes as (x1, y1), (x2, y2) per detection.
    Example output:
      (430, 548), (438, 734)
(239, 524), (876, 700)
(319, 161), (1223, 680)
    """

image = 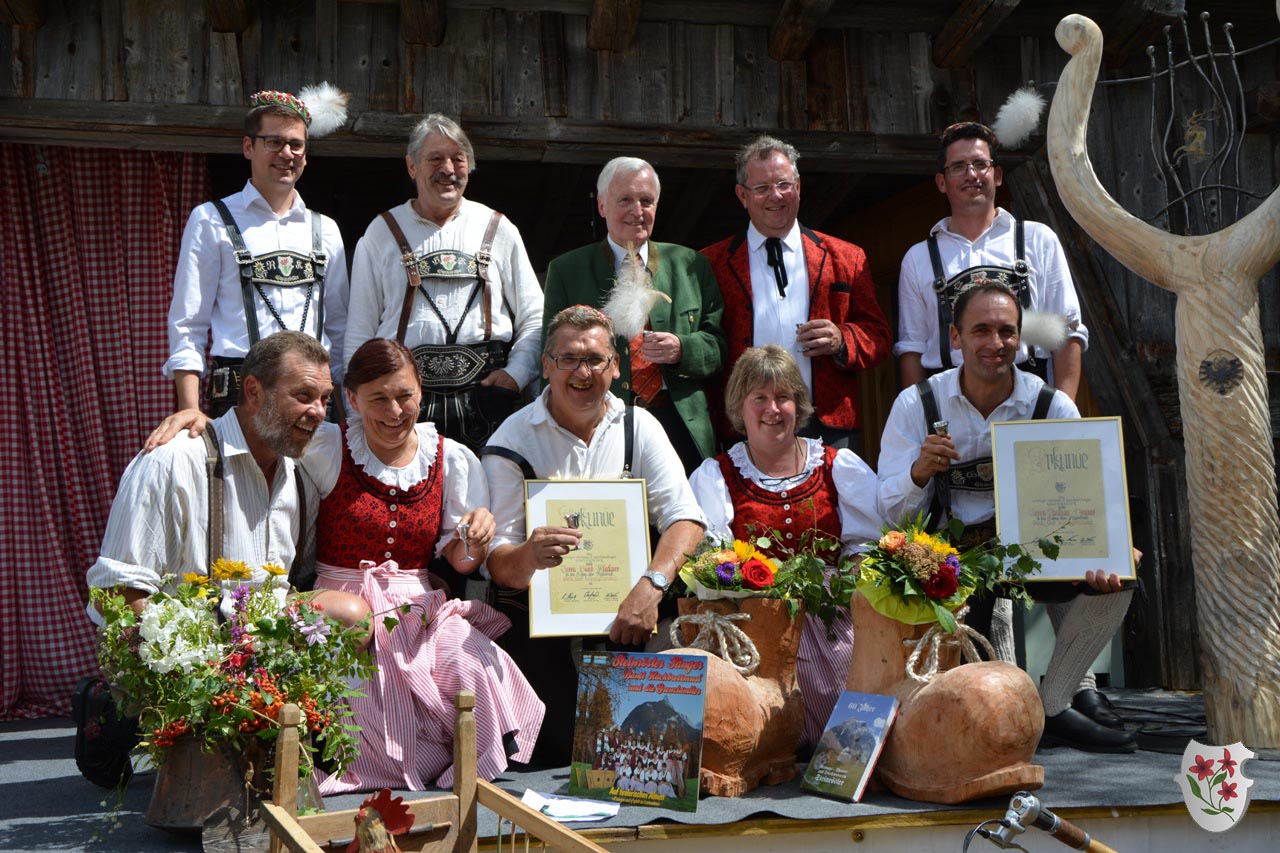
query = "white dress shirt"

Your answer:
(302, 418), (487, 559)
(746, 221), (812, 388)
(896, 208), (1088, 371)
(344, 198), (544, 390)
(87, 410), (310, 622)
(165, 181), (349, 385)
(482, 389), (707, 564)
(688, 438), (883, 555)
(876, 367), (1079, 526)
